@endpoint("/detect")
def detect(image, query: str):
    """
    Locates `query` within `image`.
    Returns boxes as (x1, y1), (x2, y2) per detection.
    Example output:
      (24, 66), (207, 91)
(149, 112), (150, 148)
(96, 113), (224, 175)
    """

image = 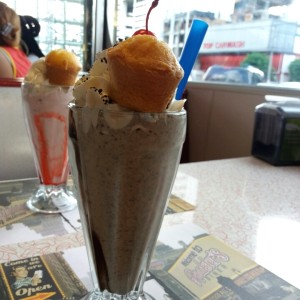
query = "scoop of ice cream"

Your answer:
(25, 49), (81, 87)
(73, 37), (185, 113)
(107, 35), (184, 112)
(45, 49), (82, 86)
